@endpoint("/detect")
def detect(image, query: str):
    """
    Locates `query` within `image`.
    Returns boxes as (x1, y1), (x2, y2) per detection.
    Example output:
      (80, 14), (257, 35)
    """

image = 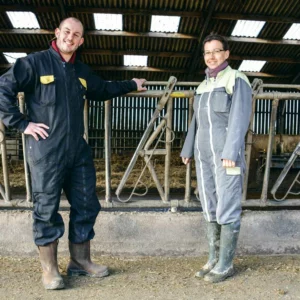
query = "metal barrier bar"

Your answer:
(2, 80), (299, 207)
(261, 99), (279, 204)
(105, 100), (112, 202)
(255, 93), (300, 100)
(164, 98), (173, 202)
(261, 84), (300, 90)
(184, 97), (194, 203)
(18, 93), (31, 202)
(243, 79), (263, 202)
(126, 90), (194, 98)
(0, 121), (11, 202)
